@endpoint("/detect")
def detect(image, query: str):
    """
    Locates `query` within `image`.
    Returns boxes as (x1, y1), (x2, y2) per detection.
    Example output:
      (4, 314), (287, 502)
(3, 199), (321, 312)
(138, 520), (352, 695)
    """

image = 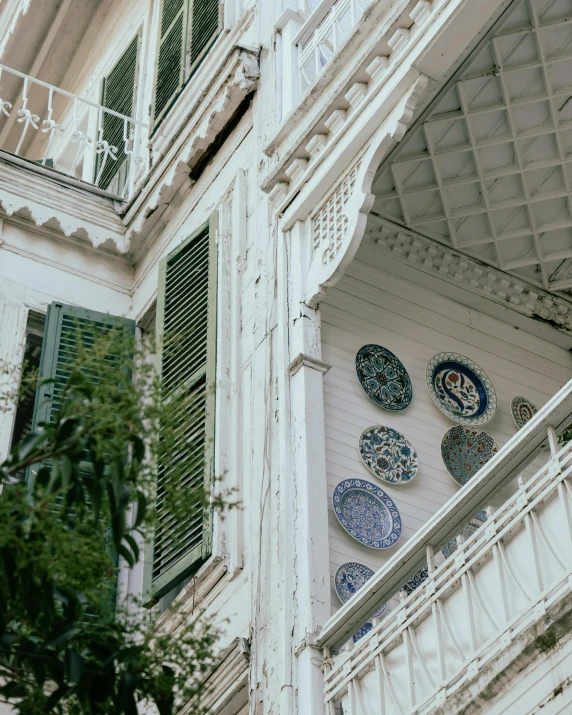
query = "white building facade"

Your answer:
(1, 0), (572, 713)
